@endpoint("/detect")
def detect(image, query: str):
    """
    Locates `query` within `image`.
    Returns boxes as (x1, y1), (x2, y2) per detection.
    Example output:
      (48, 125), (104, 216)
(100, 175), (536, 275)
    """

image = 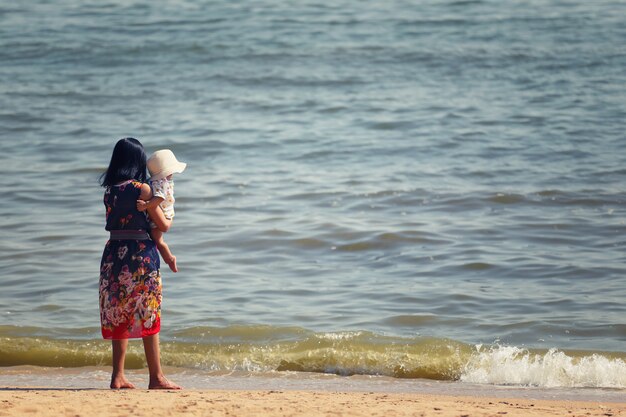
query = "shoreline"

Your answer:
(1, 387), (624, 417)
(0, 366), (624, 404)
